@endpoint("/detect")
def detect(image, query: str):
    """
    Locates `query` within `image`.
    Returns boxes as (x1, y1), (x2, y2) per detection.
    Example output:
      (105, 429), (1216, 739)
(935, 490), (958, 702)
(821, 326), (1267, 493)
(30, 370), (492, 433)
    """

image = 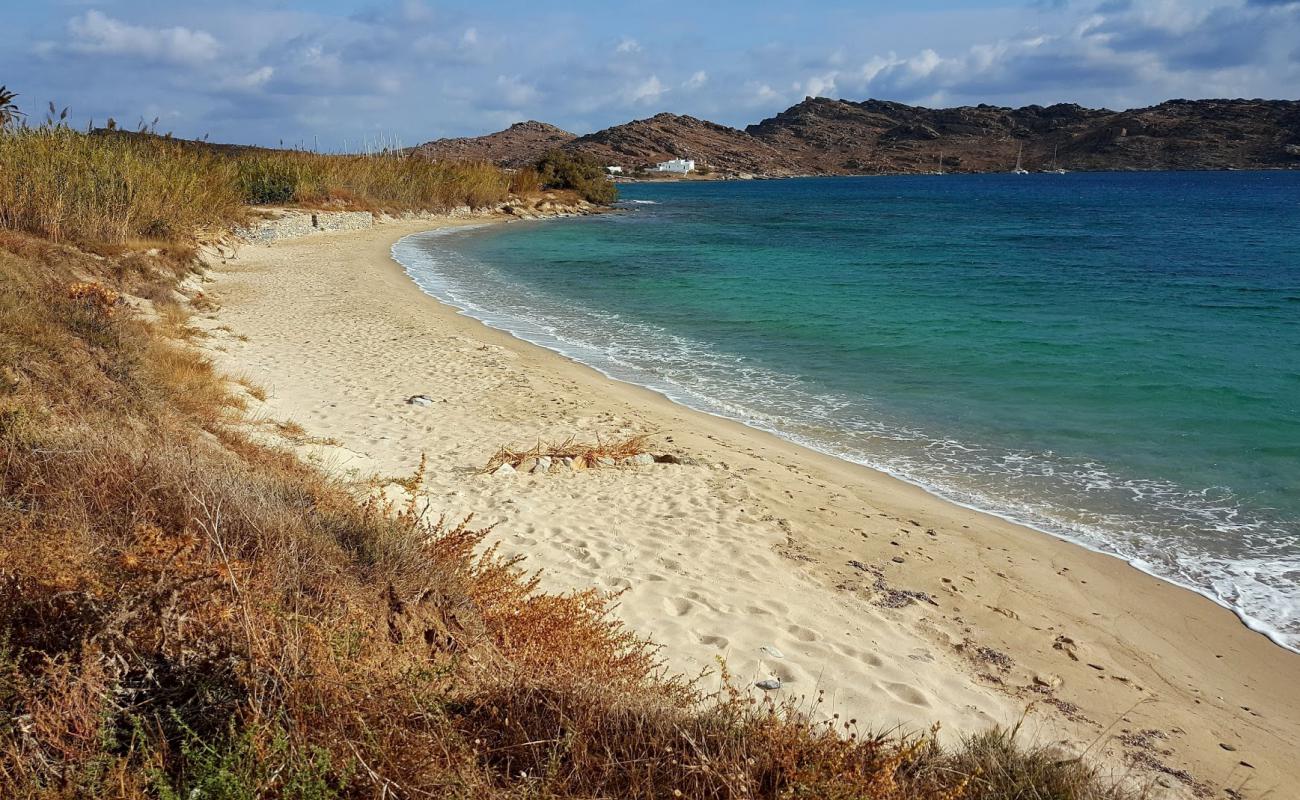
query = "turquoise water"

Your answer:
(392, 173), (1300, 650)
